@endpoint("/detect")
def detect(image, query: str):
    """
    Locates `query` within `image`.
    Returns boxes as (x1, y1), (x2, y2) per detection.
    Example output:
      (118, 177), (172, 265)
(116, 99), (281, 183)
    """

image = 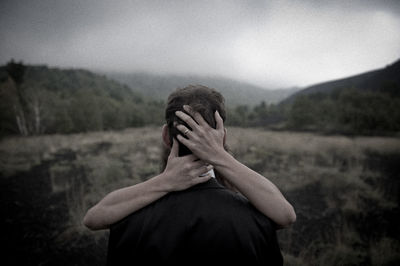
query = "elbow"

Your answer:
(278, 204), (297, 228)
(286, 206), (297, 225)
(83, 211), (97, 230)
(285, 205), (297, 227)
(83, 206), (108, 231)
